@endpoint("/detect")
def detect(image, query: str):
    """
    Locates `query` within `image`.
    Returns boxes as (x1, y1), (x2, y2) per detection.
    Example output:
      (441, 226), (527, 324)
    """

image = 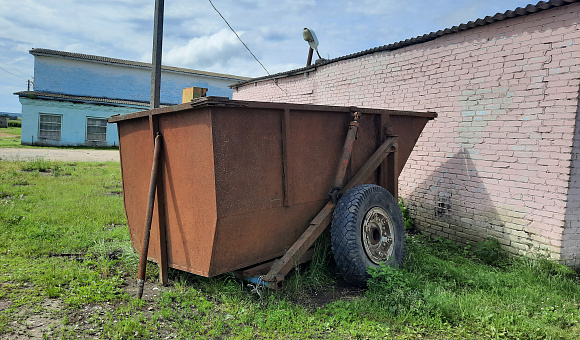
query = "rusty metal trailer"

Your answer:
(109, 97), (436, 292)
